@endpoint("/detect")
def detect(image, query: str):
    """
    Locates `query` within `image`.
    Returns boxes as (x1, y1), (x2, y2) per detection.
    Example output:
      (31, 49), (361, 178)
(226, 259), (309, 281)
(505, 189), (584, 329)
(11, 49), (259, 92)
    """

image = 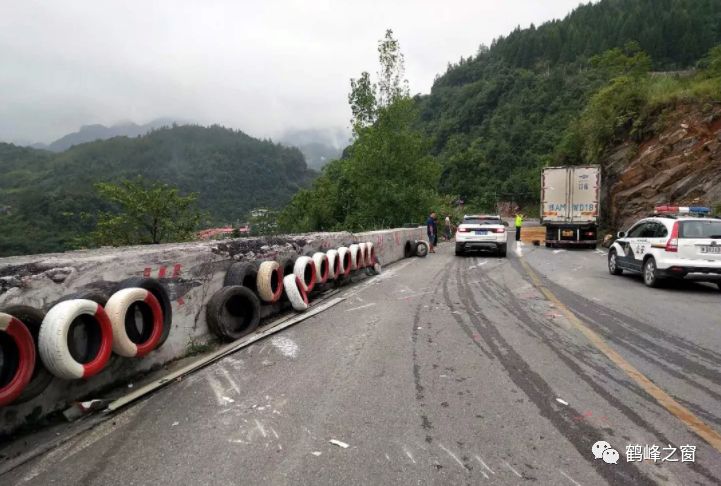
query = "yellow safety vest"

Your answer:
(515, 215), (523, 227)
